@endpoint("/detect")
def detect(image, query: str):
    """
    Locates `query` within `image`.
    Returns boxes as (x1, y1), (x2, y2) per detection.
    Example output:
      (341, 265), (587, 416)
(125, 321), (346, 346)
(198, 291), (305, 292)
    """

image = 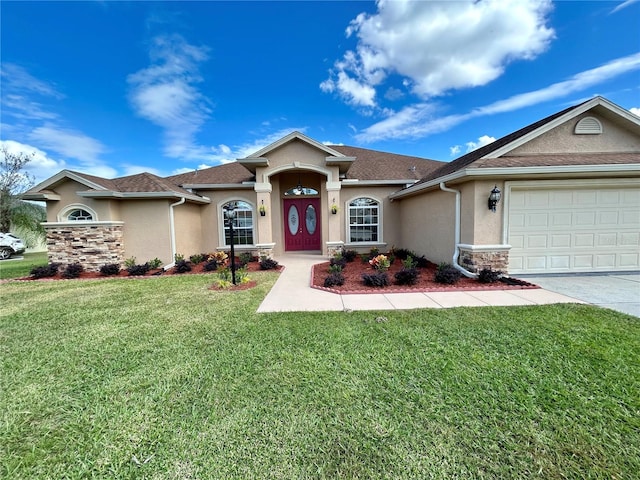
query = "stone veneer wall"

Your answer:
(45, 223), (125, 272)
(458, 245), (510, 273)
